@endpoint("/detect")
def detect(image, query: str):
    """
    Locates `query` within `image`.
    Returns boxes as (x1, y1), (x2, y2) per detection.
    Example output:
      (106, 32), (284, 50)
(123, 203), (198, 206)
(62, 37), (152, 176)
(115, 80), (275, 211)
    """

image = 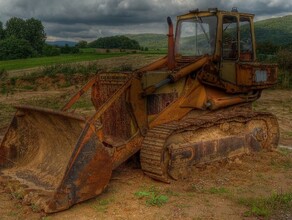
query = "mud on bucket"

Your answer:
(0, 105), (113, 213)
